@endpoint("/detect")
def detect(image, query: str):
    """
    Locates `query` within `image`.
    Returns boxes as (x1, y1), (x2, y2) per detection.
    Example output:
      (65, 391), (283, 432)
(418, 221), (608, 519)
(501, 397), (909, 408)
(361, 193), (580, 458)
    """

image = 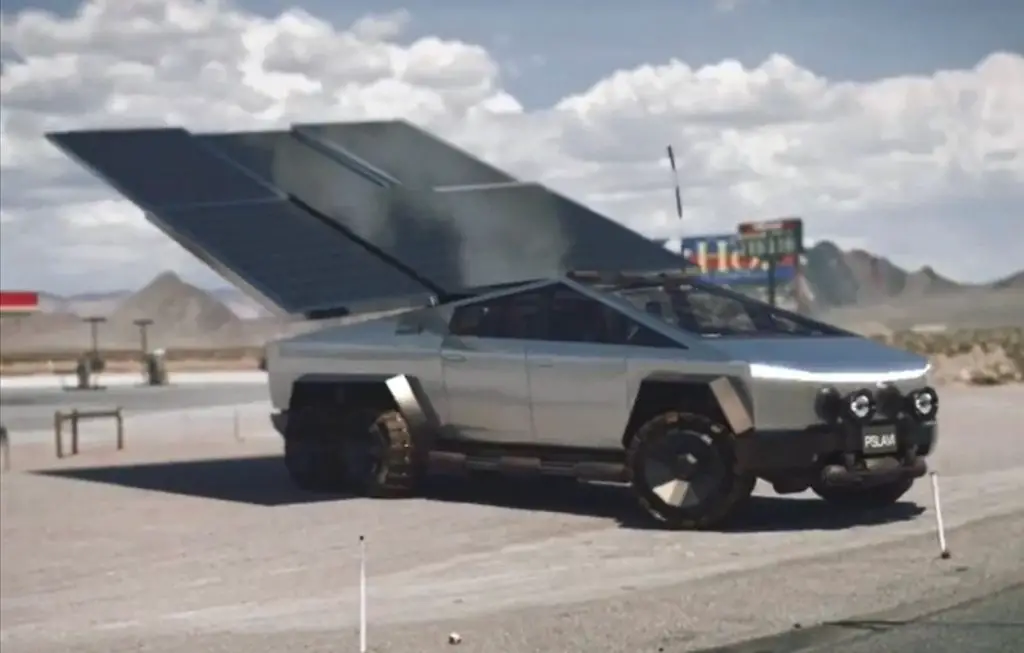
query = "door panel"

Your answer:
(441, 336), (533, 444)
(526, 341), (629, 449)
